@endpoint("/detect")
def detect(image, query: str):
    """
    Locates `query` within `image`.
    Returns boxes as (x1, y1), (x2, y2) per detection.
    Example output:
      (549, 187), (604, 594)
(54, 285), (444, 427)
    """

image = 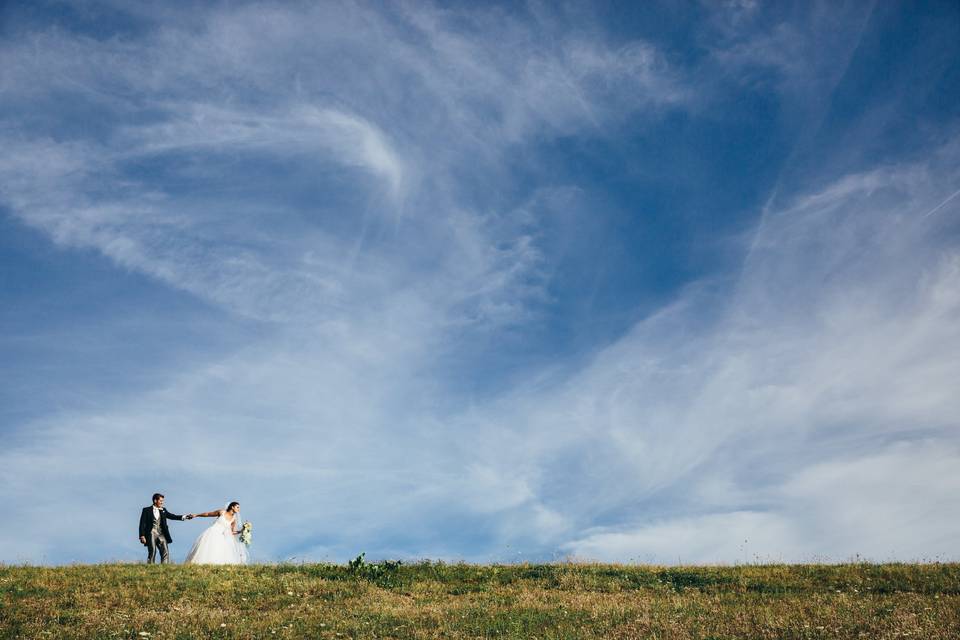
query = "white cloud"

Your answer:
(563, 440), (960, 563)
(0, 1), (679, 327)
(123, 104), (406, 197)
(0, 2), (957, 565)
(0, 2), (688, 562)
(564, 511), (794, 564)
(454, 152), (960, 562)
